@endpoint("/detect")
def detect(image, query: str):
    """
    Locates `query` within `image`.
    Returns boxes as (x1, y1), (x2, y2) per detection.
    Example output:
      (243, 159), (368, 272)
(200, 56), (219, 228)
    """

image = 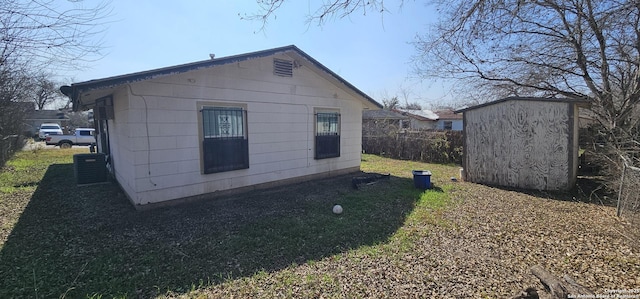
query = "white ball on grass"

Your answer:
(332, 204), (343, 214)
